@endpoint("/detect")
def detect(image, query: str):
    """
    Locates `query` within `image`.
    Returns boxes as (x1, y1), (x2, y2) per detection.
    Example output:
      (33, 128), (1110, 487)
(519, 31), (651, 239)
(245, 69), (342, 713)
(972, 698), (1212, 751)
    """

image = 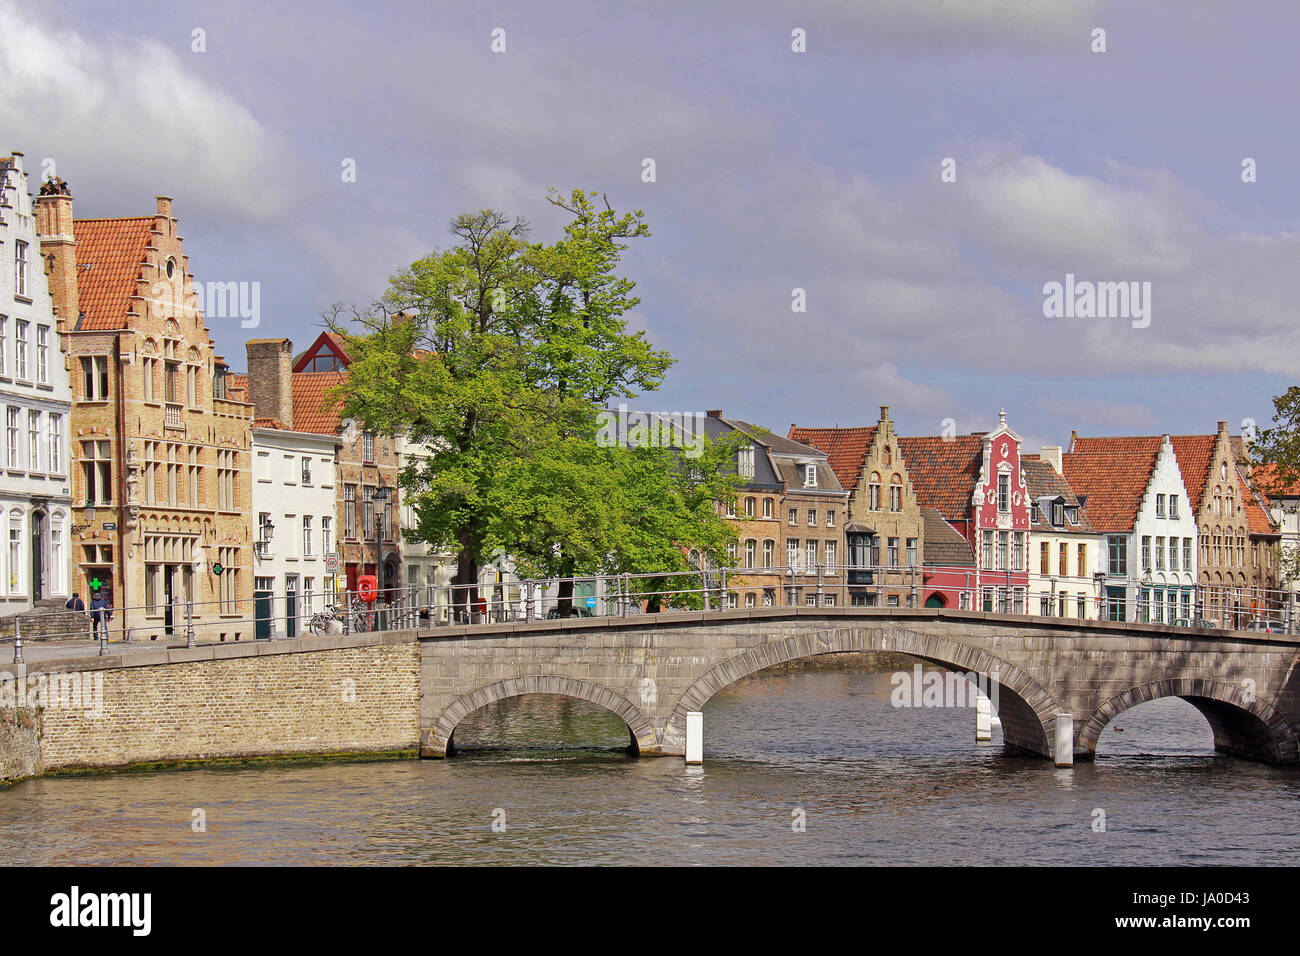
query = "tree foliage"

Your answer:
(325, 189), (737, 612)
